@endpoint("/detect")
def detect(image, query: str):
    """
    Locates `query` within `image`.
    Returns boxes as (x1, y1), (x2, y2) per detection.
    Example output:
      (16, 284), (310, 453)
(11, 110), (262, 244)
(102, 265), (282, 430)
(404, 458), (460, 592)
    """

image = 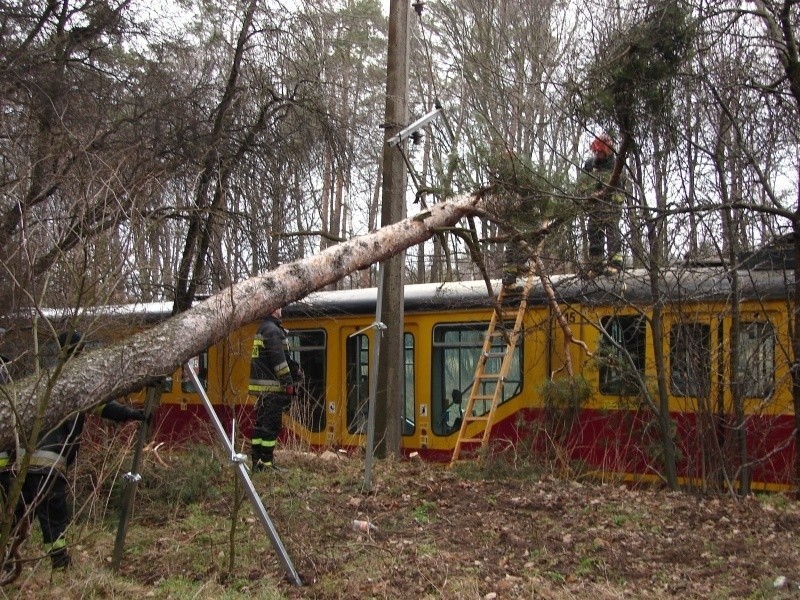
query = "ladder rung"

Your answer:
(470, 394), (495, 401)
(490, 329), (517, 338)
(464, 416), (489, 423)
(476, 373), (500, 380)
(484, 351), (506, 359)
(458, 438), (484, 444)
(497, 310), (519, 321)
